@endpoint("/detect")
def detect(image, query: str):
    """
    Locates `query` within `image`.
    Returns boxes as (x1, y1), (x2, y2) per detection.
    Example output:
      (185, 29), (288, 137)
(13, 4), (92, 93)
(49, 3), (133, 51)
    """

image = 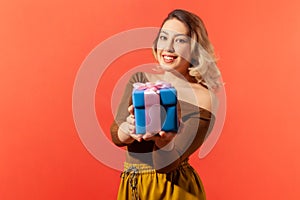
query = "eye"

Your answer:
(175, 38), (188, 43)
(159, 35), (168, 41)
